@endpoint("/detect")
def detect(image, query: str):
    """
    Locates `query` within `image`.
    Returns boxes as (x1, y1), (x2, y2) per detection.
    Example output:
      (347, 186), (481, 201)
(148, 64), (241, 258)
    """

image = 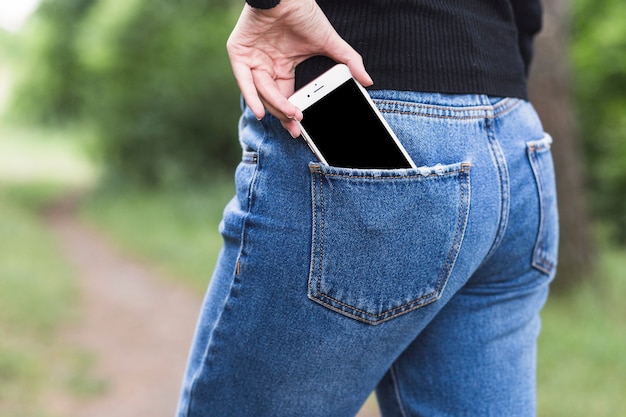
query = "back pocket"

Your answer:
(308, 162), (471, 324)
(527, 134), (559, 276)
